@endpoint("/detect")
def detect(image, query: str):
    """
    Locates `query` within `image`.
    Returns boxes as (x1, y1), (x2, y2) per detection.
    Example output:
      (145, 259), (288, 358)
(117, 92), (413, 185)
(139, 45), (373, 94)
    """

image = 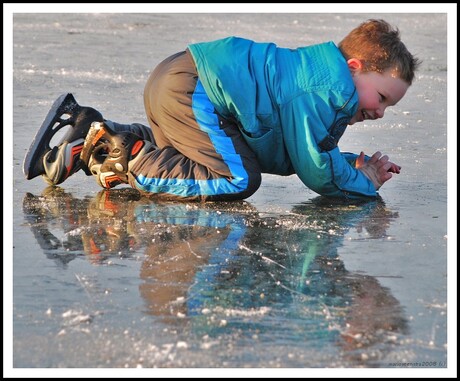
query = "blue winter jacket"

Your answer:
(188, 36), (377, 198)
